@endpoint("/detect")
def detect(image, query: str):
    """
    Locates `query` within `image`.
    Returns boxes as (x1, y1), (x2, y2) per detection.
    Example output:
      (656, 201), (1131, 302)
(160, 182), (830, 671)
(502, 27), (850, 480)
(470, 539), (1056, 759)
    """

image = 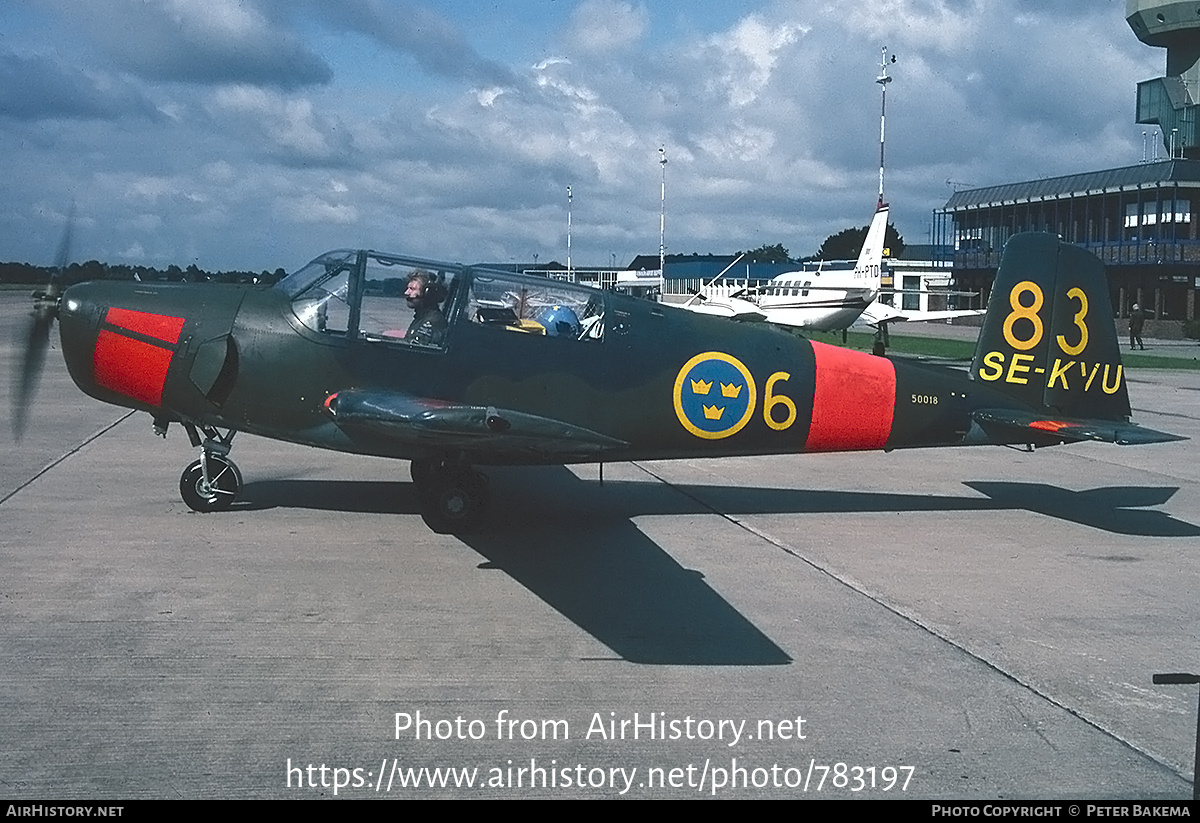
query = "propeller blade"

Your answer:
(11, 206), (74, 440)
(48, 202), (74, 297)
(12, 310), (51, 440)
